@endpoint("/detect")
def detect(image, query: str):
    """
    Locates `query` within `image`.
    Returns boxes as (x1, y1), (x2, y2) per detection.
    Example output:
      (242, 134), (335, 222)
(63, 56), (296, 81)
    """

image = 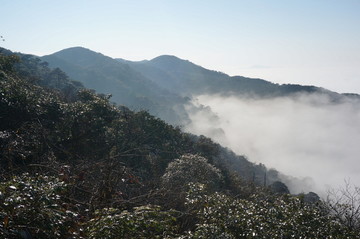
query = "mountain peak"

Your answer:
(45, 46), (119, 68)
(149, 55), (198, 71)
(49, 46), (105, 57)
(150, 55), (188, 65)
(48, 46), (94, 56)
(151, 55), (182, 61)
